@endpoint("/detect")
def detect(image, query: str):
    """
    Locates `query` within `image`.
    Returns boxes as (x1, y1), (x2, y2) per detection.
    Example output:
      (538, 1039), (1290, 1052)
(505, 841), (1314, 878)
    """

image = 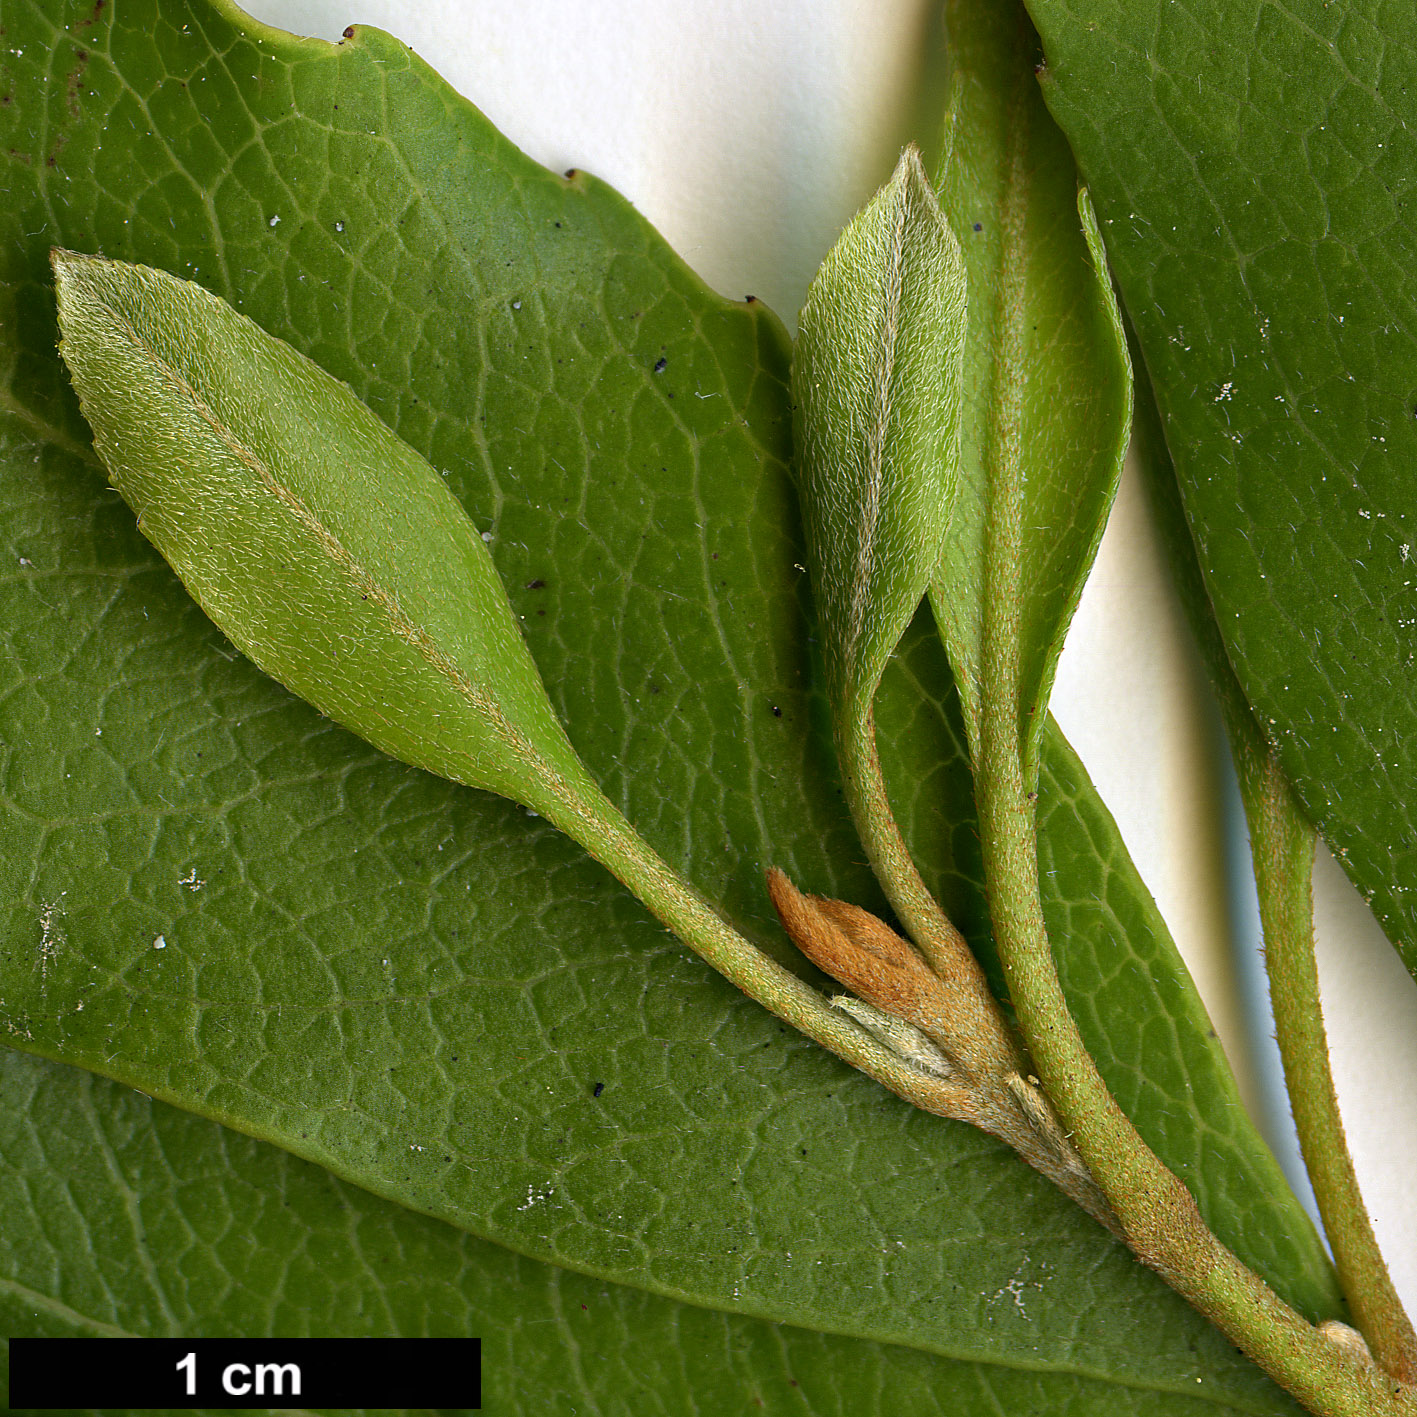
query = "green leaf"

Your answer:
(0, 0), (1335, 1402)
(793, 145), (966, 720)
(0, 1046), (1310, 1416)
(52, 250), (594, 817)
(929, 0), (1131, 783)
(1022, 0), (1417, 976)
